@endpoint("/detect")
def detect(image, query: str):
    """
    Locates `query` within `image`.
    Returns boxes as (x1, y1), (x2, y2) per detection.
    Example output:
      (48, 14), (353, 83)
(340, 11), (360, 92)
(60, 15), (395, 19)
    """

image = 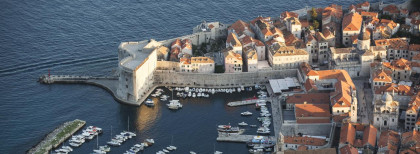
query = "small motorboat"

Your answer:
(241, 111), (253, 116)
(250, 125), (257, 128)
(238, 122), (248, 126)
